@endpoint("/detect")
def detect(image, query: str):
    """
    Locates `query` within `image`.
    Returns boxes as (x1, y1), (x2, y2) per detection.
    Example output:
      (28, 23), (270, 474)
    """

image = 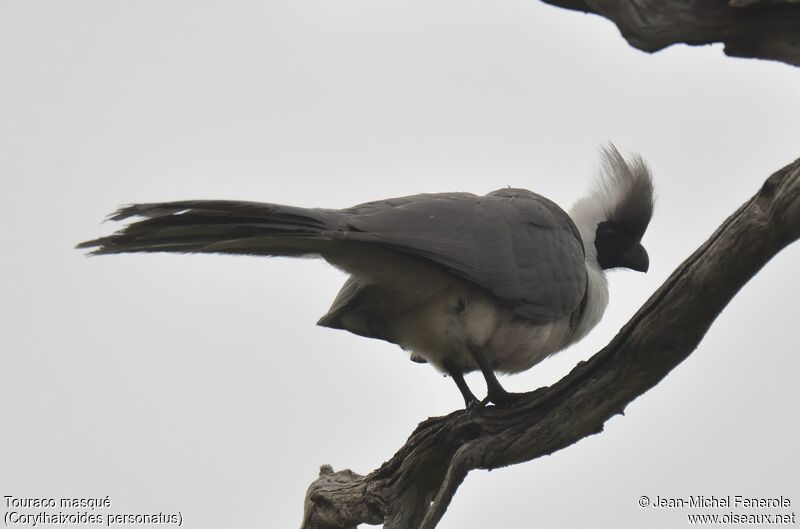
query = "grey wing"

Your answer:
(335, 189), (587, 324)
